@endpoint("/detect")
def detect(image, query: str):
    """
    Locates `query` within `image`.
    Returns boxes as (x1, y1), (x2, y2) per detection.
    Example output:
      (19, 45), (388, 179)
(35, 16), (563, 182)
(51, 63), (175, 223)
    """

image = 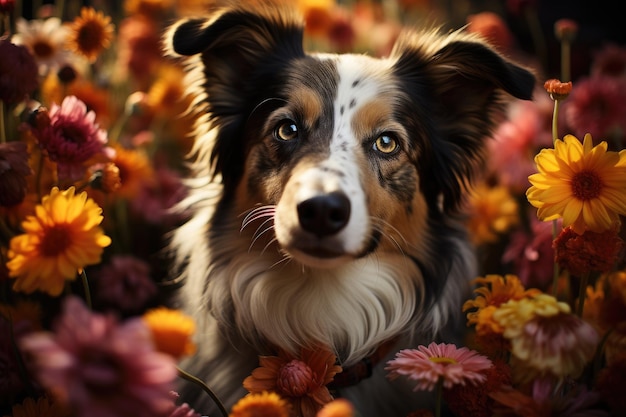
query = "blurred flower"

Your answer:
(0, 141), (32, 207)
(229, 391), (291, 417)
(0, 40), (39, 105)
(553, 226), (623, 276)
(554, 19), (578, 43)
(563, 76), (626, 142)
(0, 0), (15, 14)
(142, 307), (196, 359)
(444, 359), (512, 417)
(109, 143), (154, 199)
(92, 255), (156, 315)
(597, 270), (626, 330)
(66, 7), (115, 62)
(114, 16), (162, 88)
(527, 133), (626, 234)
(493, 294), (598, 381)
(502, 217), (556, 290)
(19, 296), (177, 417)
(488, 99), (553, 192)
(466, 11), (513, 52)
(315, 398), (354, 417)
(124, 0), (174, 18)
(591, 43), (626, 78)
(243, 348), (342, 417)
(386, 343), (493, 391)
(595, 353), (626, 415)
(466, 183), (519, 245)
(491, 381), (608, 417)
(13, 17), (73, 74)
(130, 165), (187, 224)
(6, 186), (111, 296)
(299, 0), (334, 38)
(168, 402), (201, 417)
(32, 96), (109, 181)
(6, 396), (69, 417)
(0, 299), (42, 336)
